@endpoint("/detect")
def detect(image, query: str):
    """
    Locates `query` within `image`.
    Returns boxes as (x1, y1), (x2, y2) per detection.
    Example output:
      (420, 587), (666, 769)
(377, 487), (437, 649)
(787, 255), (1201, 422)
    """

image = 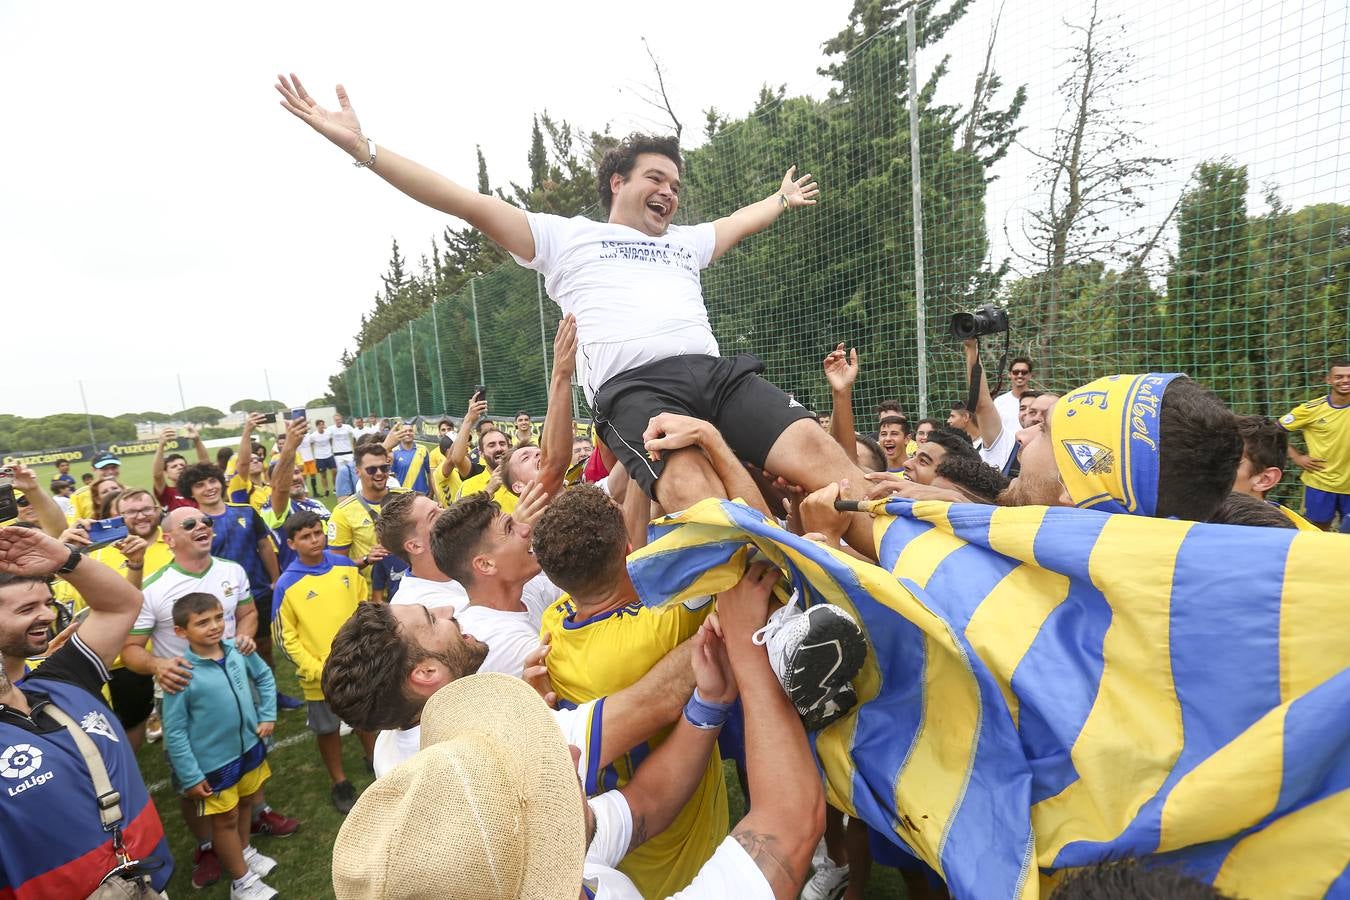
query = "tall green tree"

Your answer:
(1167, 161), (1251, 405)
